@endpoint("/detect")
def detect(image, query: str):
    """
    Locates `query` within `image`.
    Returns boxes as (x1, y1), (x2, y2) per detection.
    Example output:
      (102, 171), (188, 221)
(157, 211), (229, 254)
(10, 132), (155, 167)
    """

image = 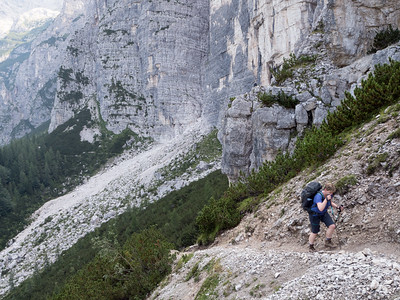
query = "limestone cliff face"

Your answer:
(213, 0), (400, 182)
(205, 0), (400, 129)
(49, 0), (209, 141)
(0, 0), (86, 144)
(0, 0), (399, 171)
(220, 43), (400, 182)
